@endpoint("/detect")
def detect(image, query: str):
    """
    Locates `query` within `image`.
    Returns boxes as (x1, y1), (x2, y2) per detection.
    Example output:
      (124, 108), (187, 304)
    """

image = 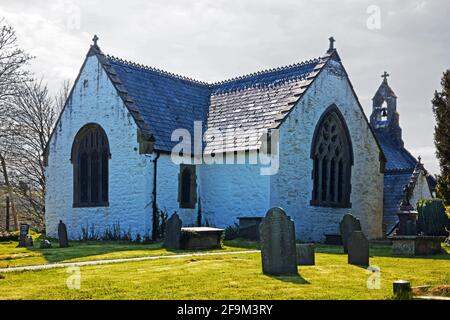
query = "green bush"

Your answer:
(417, 199), (448, 236)
(224, 223), (239, 240)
